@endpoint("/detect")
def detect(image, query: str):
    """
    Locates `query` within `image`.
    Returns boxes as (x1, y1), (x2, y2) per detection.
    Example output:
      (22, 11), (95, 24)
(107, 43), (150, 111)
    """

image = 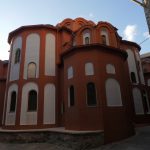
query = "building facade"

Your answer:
(0, 18), (150, 142)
